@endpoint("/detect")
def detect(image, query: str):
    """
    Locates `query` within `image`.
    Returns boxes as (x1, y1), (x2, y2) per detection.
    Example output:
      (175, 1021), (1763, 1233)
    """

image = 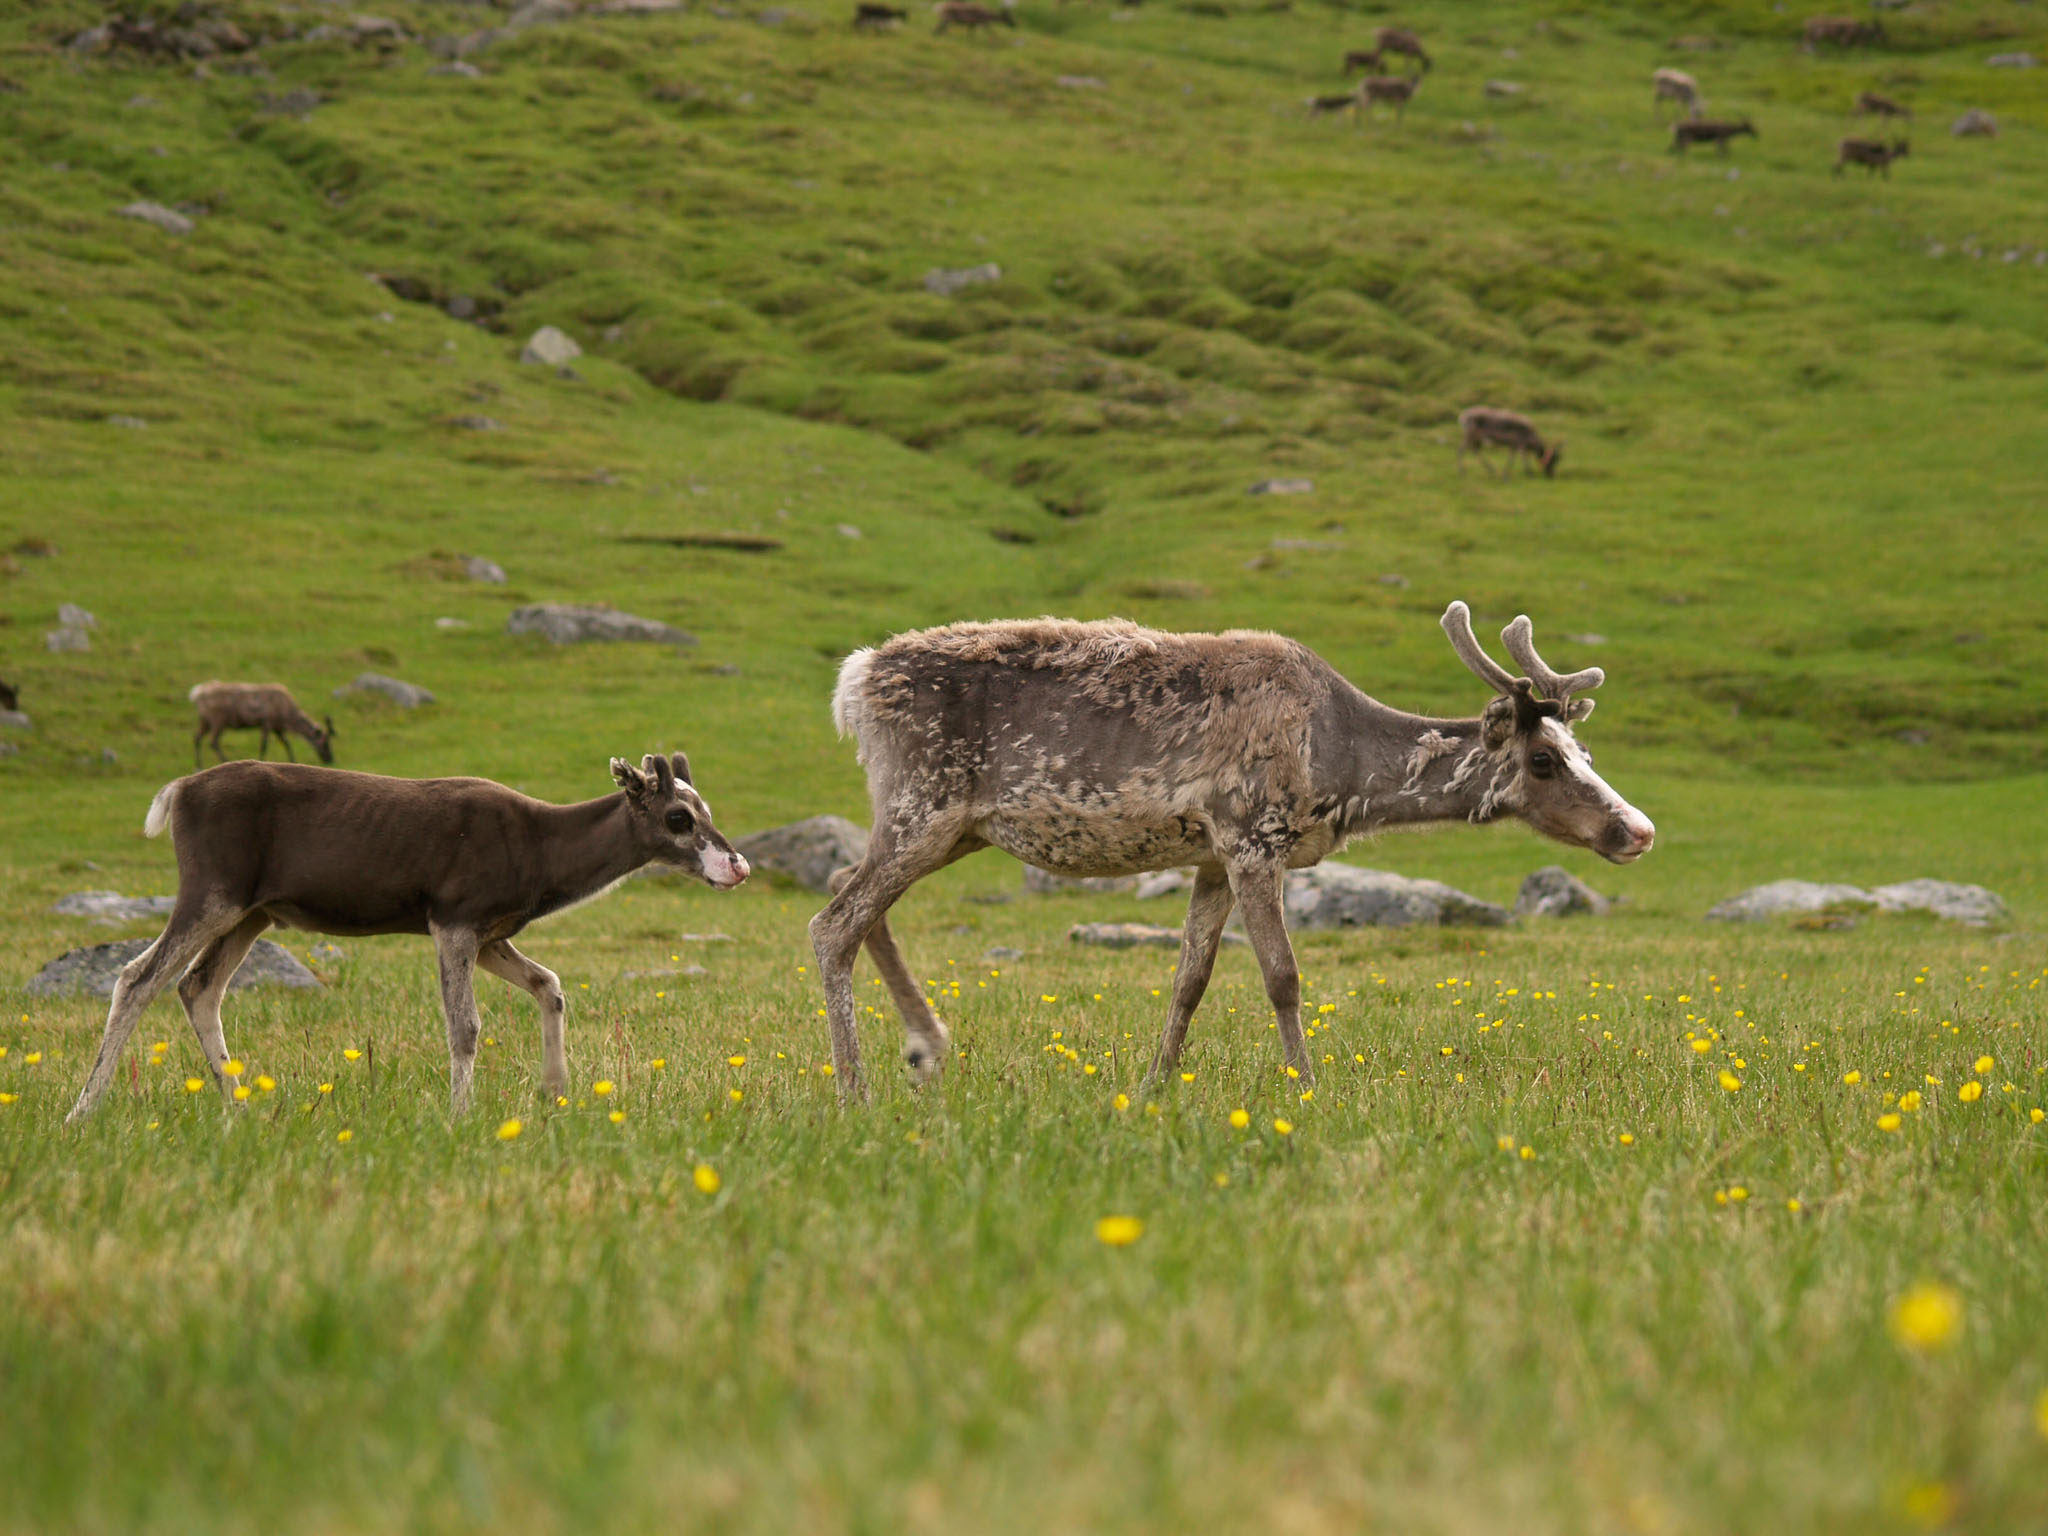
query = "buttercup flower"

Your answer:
(1095, 1215), (1144, 1247)
(1888, 1281), (1962, 1353)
